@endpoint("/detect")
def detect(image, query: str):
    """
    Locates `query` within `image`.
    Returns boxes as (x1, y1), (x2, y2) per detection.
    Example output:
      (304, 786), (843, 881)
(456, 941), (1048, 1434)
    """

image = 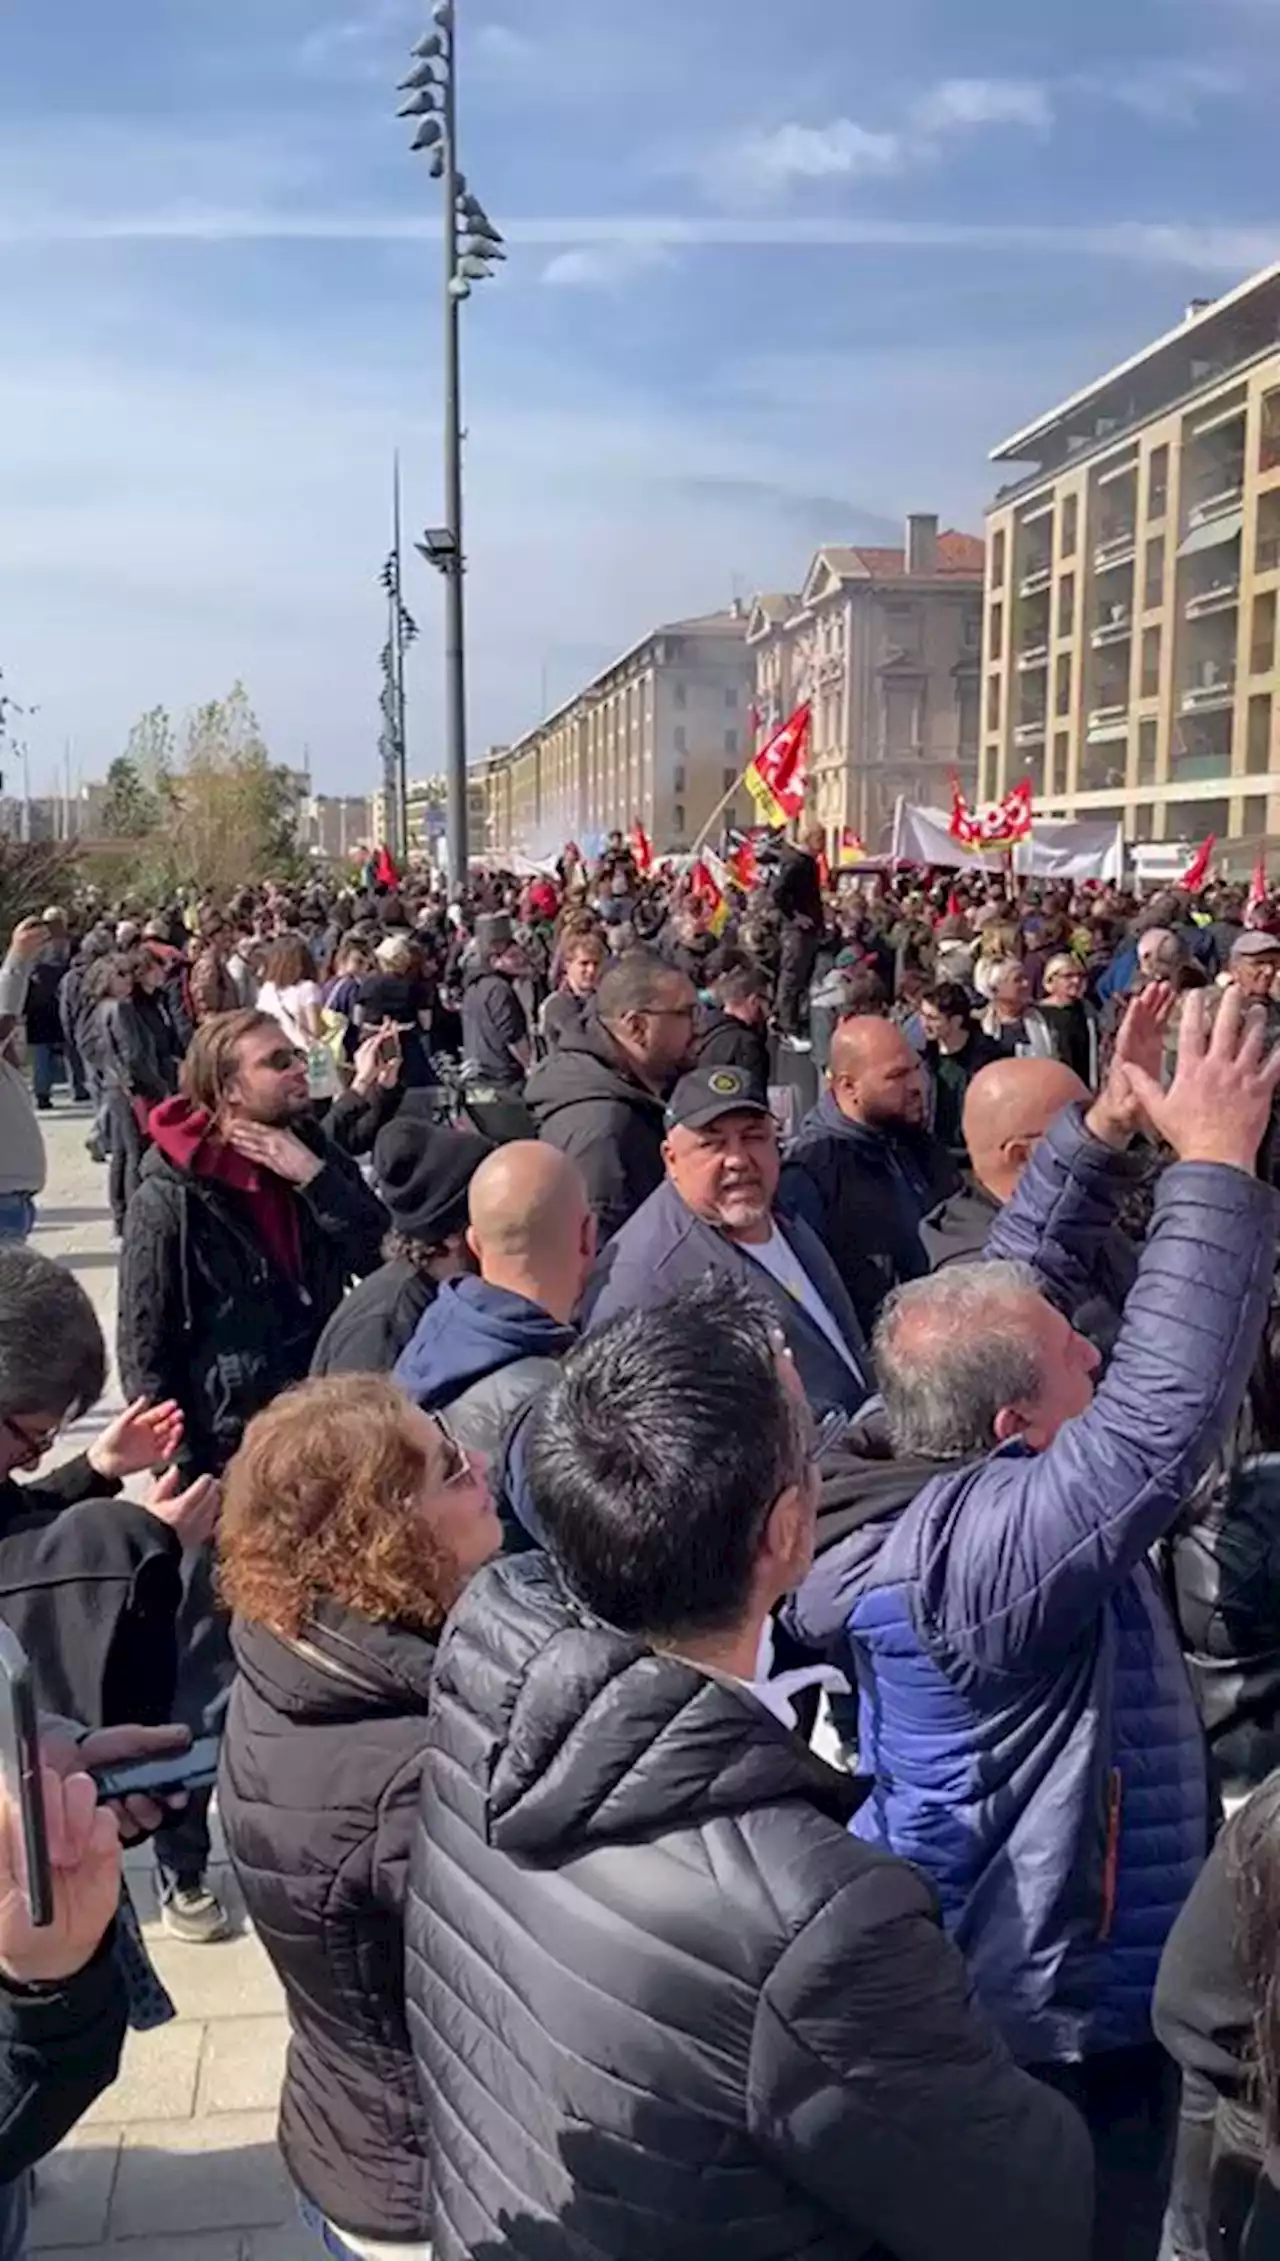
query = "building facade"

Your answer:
(305, 795), (374, 863)
(746, 516), (984, 855)
(479, 610), (753, 862)
(982, 263), (1280, 850)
